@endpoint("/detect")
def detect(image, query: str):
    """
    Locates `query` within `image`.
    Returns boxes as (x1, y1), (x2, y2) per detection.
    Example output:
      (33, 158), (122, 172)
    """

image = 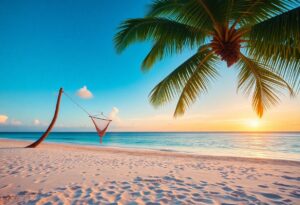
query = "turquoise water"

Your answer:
(0, 132), (300, 161)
